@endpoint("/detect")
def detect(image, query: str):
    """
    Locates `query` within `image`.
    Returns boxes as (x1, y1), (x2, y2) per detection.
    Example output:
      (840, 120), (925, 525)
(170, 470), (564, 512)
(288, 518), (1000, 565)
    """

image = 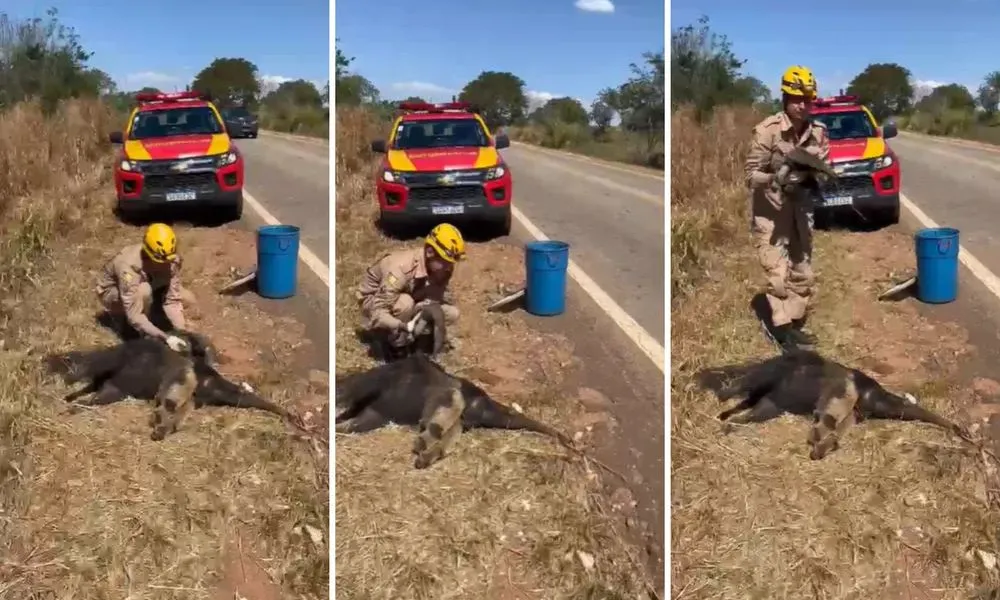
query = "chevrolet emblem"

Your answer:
(437, 173), (457, 186)
(171, 160), (193, 172)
